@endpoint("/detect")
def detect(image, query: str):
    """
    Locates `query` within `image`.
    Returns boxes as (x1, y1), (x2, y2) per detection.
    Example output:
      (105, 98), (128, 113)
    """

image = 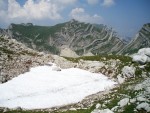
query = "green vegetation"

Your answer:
(64, 55), (132, 63)
(145, 62), (150, 72)
(0, 110), (49, 113)
(122, 104), (136, 113)
(10, 23), (66, 54)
